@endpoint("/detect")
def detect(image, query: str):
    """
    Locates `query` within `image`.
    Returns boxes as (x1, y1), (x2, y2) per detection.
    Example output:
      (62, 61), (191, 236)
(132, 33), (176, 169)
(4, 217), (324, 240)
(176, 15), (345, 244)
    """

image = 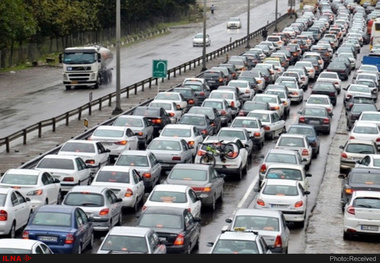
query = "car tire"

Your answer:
(8, 222), (16, 238)
(57, 191), (62, 205)
(343, 231), (351, 240)
(77, 243), (82, 254)
(210, 195), (216, 211)
(87, 232), (94, 250)
(116, 212), (122, 226)
(219, 189), (224, 203)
